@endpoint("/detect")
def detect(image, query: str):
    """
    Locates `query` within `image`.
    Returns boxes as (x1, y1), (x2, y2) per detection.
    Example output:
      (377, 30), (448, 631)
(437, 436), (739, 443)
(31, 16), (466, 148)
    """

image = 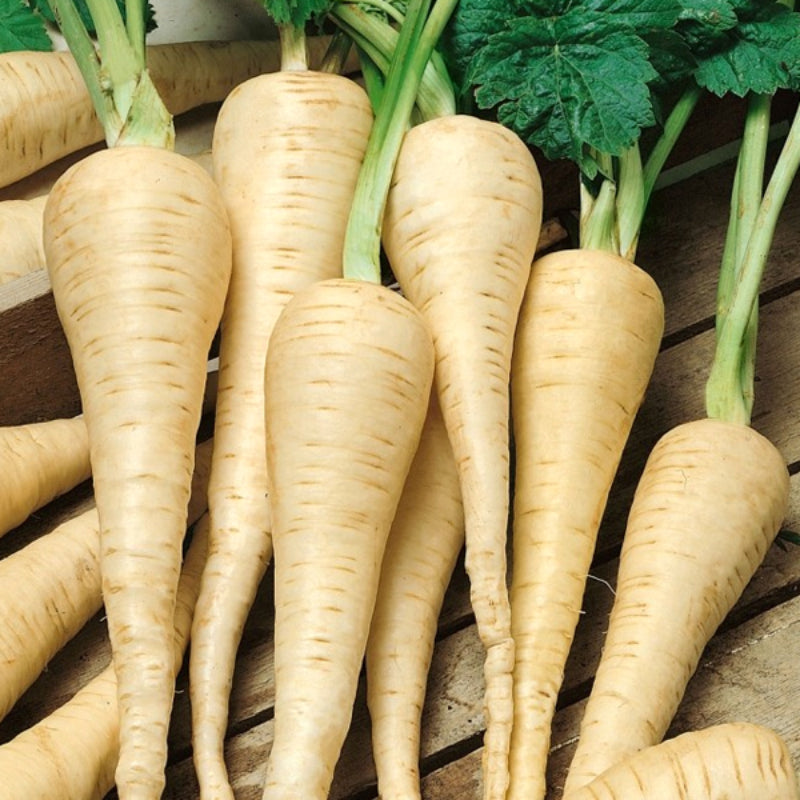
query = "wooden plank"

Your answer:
(0, 270), (79, 425)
